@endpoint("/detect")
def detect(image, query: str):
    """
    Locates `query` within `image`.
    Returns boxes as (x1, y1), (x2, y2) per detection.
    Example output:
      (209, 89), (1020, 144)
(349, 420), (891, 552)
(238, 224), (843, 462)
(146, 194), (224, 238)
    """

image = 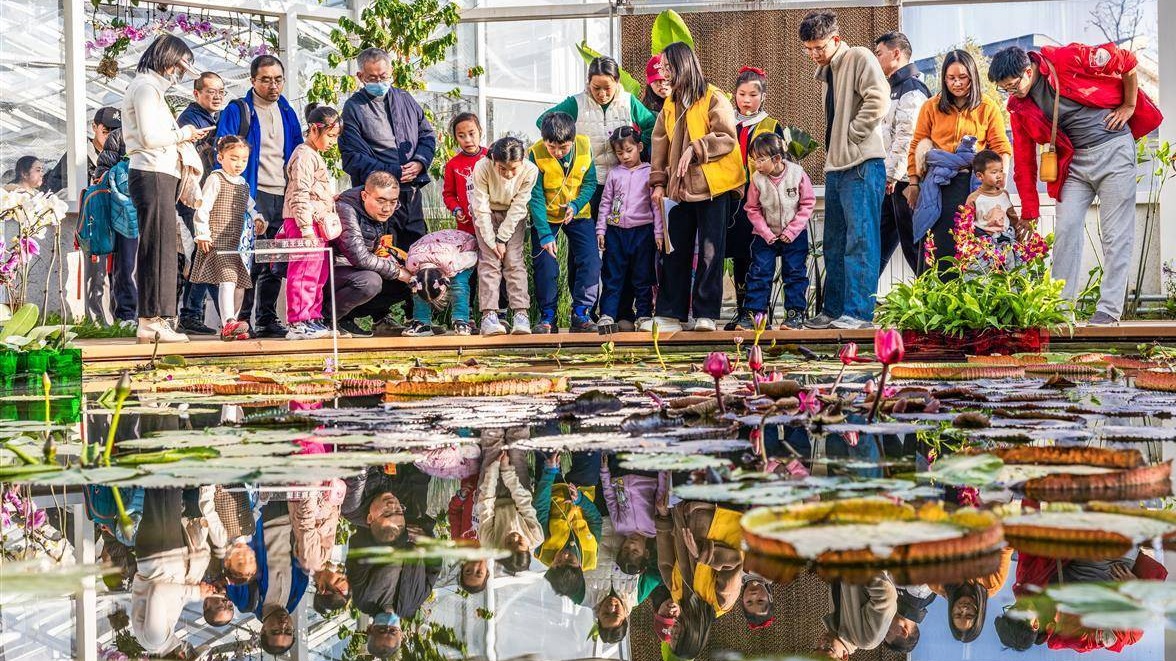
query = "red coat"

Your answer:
(1007, 43), (1162, 220)
(442, 148), (487, 235)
